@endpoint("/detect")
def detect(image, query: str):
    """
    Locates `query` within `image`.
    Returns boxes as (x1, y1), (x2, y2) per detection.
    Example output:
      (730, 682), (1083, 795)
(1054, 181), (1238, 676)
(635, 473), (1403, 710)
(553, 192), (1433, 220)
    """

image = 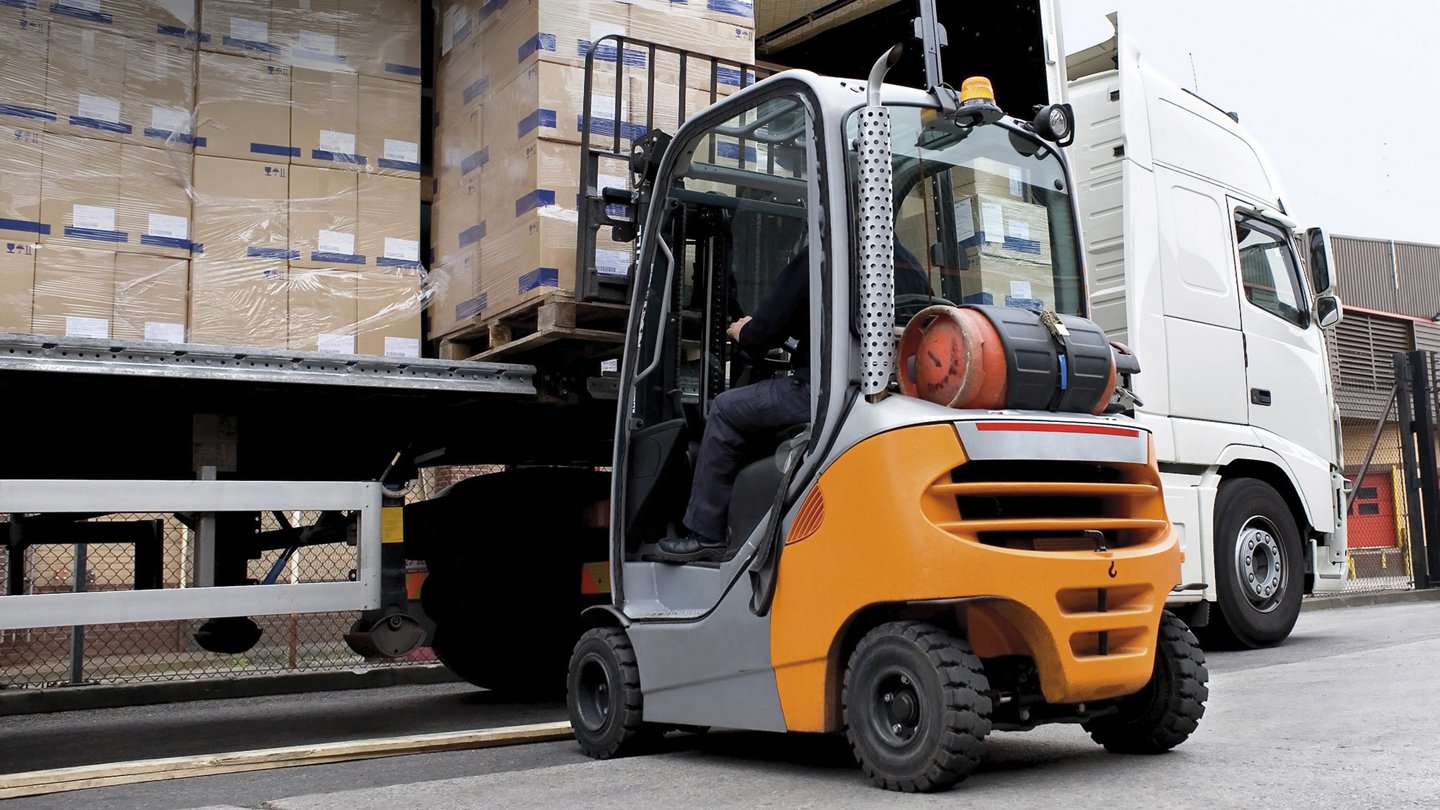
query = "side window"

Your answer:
(632, 93), (813, 423)
(1236, 215), (1308, 328)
